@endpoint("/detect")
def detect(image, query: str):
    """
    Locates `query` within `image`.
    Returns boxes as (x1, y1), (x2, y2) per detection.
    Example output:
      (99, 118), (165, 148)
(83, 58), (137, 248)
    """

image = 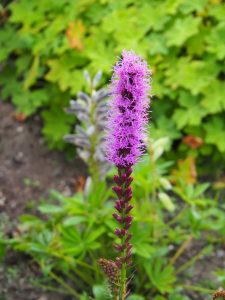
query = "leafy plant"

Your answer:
(4, 135), (224, 298)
